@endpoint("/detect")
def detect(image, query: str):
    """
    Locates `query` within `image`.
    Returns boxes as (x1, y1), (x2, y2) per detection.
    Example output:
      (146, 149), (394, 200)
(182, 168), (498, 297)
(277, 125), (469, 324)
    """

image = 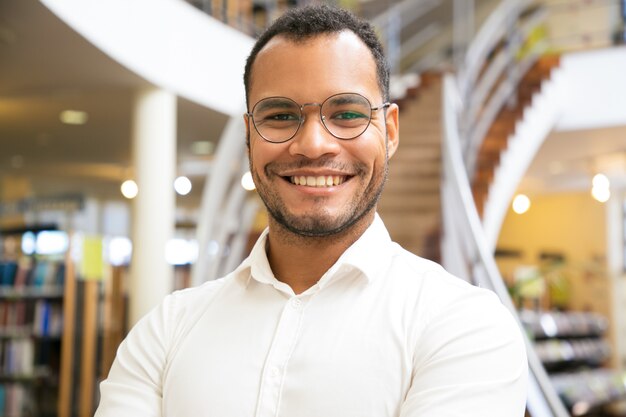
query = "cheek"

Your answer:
(250, 141), (283, 175)
(350, 139), (387, 170)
